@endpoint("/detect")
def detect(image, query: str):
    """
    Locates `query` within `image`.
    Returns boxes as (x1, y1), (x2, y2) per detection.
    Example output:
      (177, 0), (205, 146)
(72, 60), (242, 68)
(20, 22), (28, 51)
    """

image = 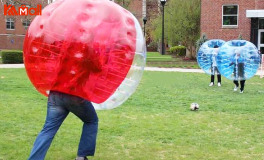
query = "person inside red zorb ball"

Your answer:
(24, 0), (145, 105)
(25, 0), (146, 159)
